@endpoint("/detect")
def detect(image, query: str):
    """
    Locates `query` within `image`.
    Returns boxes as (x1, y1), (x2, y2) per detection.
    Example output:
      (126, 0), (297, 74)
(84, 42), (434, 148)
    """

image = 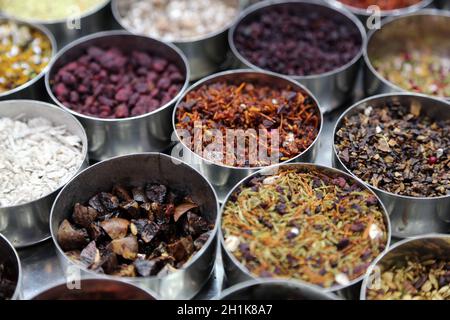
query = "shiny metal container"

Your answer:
(0, 18), (57, 101)
(111, 0), (242, 80)
(0, 100), (89, 248)
(50, 153), (219, 300)
(46, 31), (190, 162)
(218, 279), (339, 300)
(172, 69), (323, 203)
(220, 163), (391, 299)
(1, 0), (115, 48)
(31, 278), (158, 300)
(364, 10), (450, 100)
(229, 0), (366, 113)
(332, 93), (450, 238)
(360, 234), (450, 300)
(0, 233), (22, 300)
